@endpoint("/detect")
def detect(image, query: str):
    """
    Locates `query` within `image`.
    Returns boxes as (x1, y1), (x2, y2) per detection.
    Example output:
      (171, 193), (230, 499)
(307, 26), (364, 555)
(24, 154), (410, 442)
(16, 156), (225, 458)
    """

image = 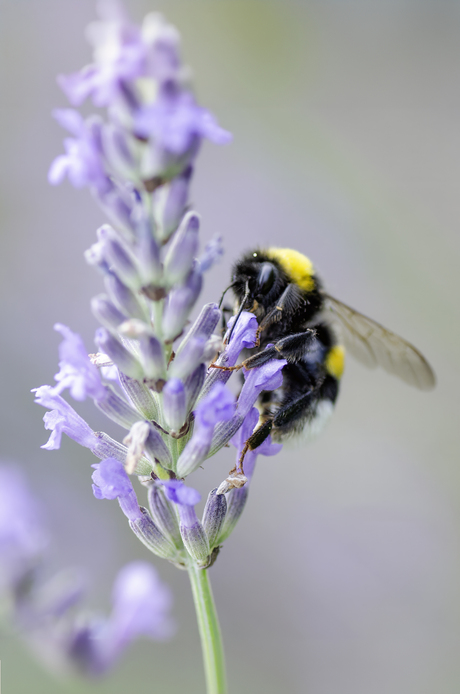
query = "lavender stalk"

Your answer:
(34, 1), (285, 688)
